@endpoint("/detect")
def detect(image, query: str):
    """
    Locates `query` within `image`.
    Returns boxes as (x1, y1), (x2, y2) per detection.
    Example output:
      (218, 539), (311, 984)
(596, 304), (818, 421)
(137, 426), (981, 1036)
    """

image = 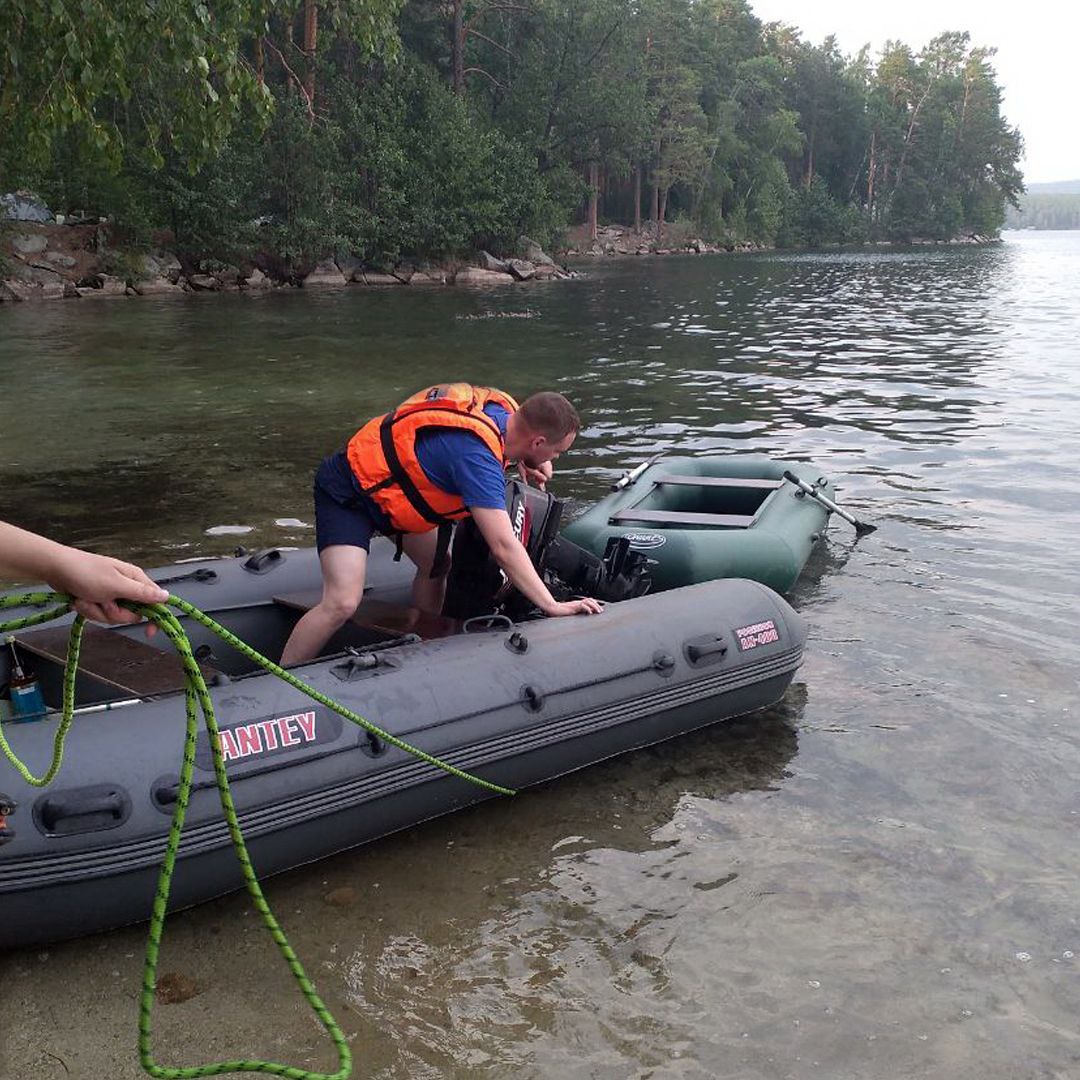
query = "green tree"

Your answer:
(1, 1), (272, 175)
